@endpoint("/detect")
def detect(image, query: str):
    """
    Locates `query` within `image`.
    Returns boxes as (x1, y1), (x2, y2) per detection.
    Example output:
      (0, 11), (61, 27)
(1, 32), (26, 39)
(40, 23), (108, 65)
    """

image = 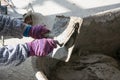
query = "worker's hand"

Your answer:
(29, 25), (50, 39)
(27, 38), (57, 56)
